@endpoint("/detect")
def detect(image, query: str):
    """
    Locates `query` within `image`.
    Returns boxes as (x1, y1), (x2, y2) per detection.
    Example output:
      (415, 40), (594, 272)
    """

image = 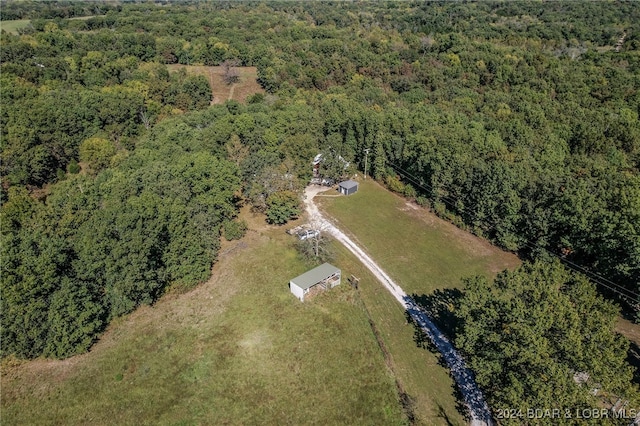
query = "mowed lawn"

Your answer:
(318, 179), (520, 295)
(332, 244), (467, 426)
(318, 179), (521, 425)
(1, 226), (404, 425)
